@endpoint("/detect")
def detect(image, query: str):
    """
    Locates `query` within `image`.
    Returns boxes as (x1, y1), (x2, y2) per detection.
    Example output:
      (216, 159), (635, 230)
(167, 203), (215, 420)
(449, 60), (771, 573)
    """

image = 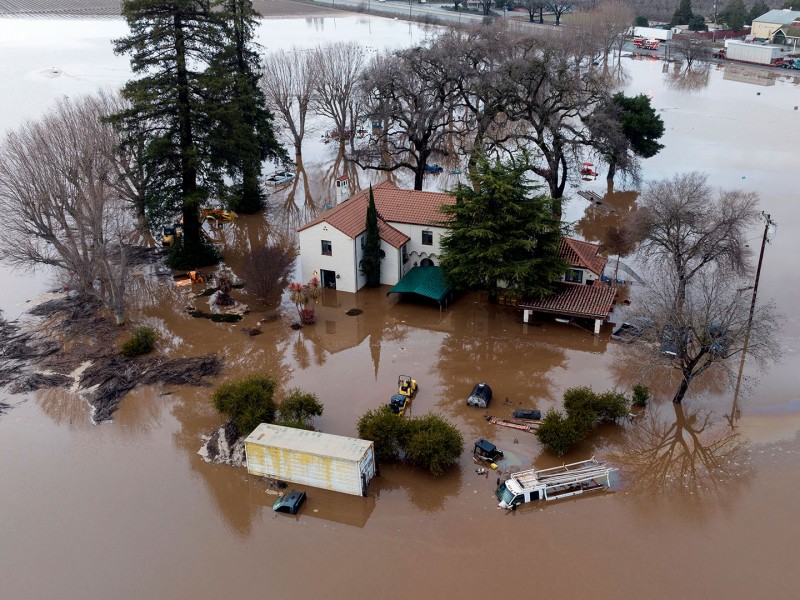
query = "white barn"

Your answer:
(297, 181), (454, 293)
